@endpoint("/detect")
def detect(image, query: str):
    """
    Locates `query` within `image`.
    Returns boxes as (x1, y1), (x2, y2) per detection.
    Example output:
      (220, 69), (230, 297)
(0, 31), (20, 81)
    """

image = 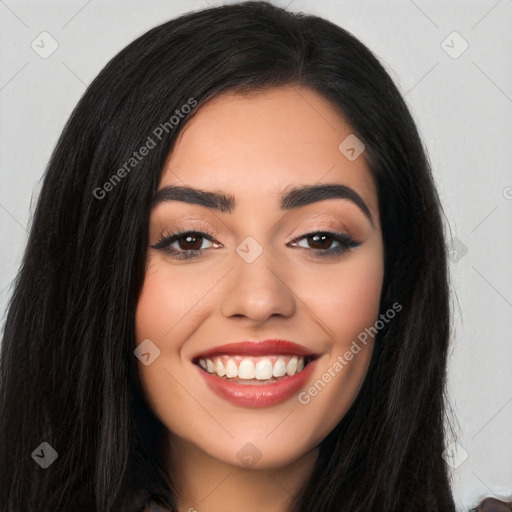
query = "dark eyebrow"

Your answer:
(152, 183), (374, 226)
(280, 183), (374, 226)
